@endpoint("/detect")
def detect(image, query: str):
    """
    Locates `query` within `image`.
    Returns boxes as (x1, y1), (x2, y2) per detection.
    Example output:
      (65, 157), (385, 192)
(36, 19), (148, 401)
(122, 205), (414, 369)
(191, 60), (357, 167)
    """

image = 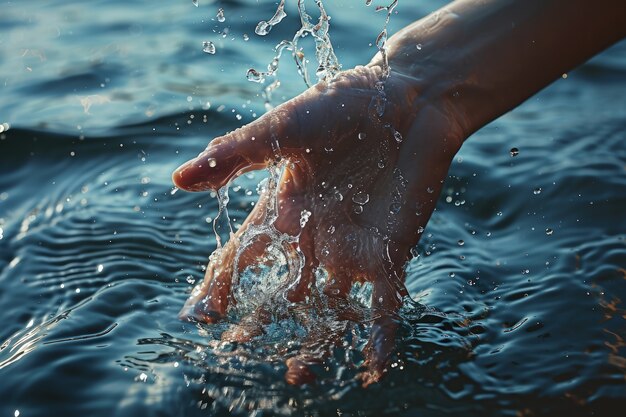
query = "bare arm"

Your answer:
(376, 0), (626, 137)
